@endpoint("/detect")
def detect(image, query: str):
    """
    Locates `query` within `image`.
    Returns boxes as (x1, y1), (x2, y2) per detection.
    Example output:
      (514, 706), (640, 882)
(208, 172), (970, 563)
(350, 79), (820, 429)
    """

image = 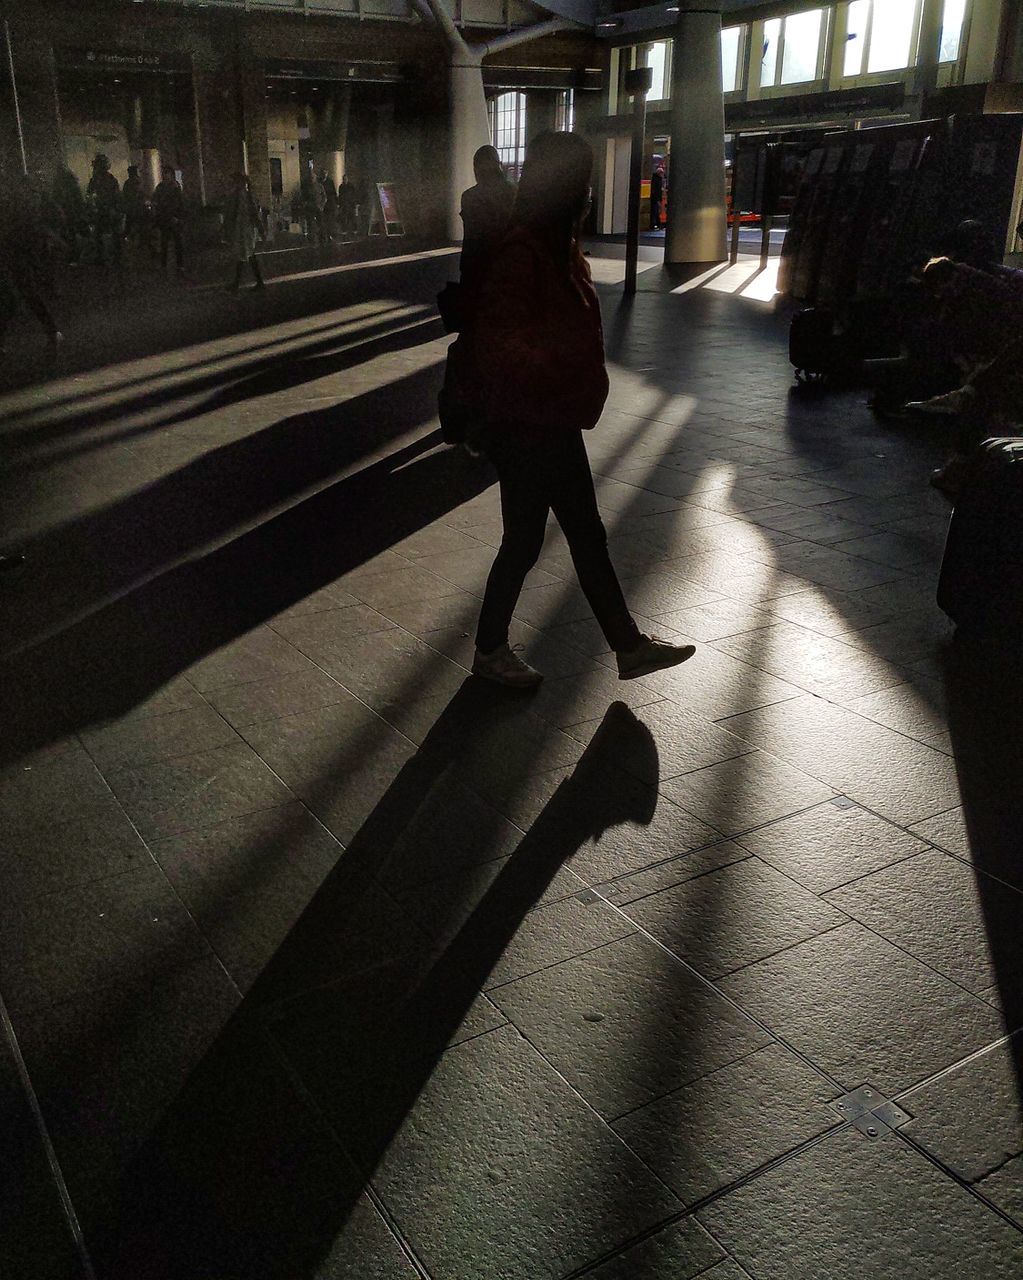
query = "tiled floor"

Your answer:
(2, 246), (1022, 1279)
